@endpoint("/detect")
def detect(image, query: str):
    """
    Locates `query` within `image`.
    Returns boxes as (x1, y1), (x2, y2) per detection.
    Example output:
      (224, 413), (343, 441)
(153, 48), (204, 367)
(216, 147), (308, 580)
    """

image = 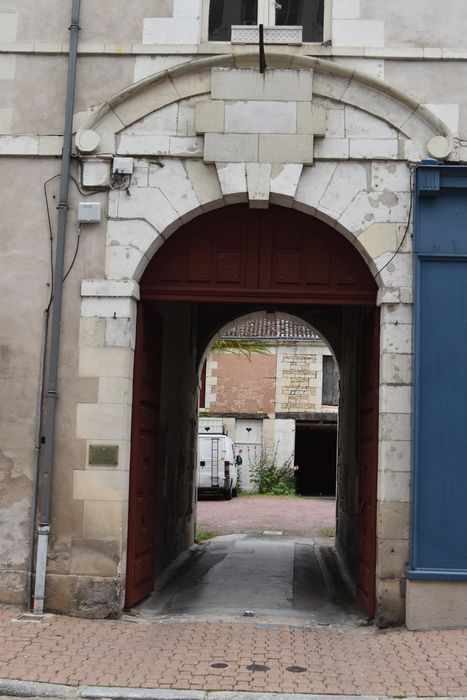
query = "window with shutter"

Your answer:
(207, 0), (326, 43)
(322, 355), (339, 406)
